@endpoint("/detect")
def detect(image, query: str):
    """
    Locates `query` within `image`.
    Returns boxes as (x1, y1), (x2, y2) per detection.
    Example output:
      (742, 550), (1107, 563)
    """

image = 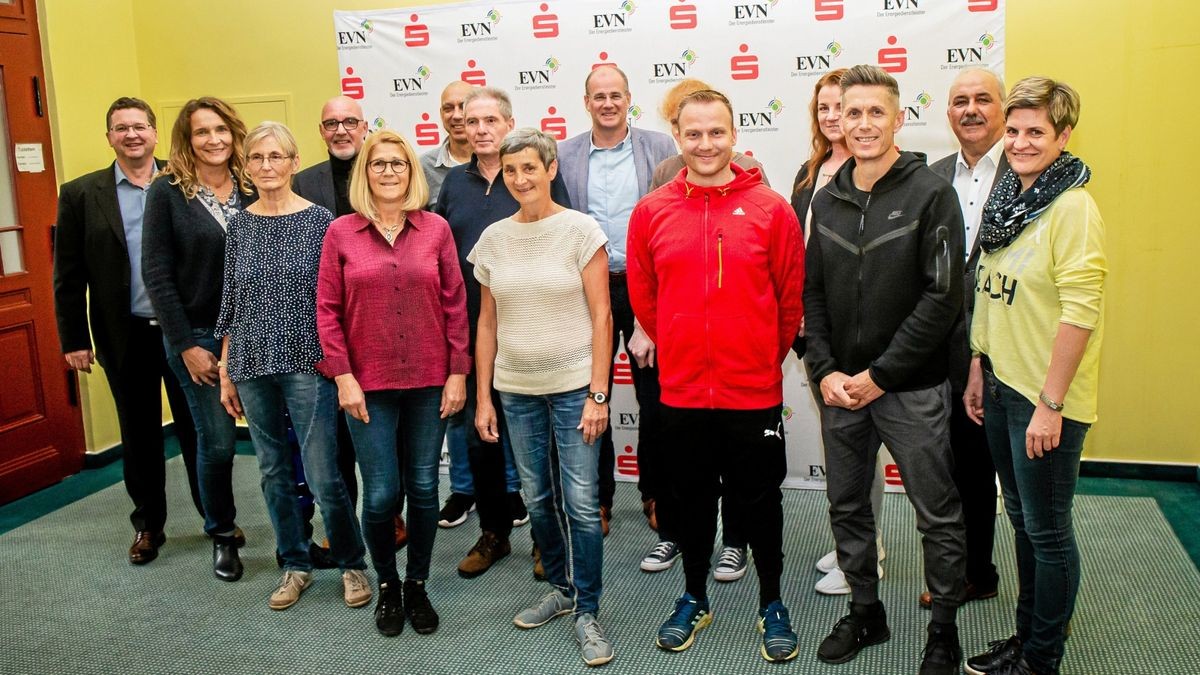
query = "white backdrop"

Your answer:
(333, 0), (1005, 489)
